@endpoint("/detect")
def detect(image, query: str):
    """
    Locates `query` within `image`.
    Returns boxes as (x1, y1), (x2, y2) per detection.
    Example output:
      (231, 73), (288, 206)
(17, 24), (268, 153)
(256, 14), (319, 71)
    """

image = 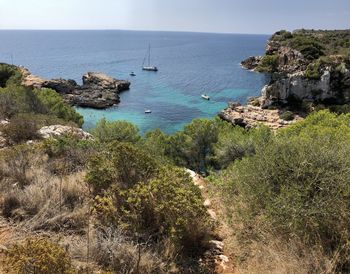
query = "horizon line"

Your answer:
(0, 28), (272, 36)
